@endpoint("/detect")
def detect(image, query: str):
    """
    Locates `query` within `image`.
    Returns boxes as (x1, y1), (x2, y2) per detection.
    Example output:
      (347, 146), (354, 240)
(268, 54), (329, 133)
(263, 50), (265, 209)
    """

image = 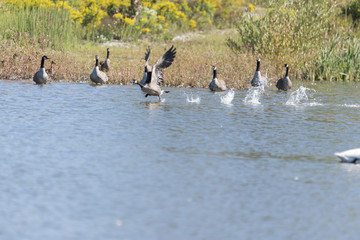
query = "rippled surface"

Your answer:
(0, 80), (360, 240)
